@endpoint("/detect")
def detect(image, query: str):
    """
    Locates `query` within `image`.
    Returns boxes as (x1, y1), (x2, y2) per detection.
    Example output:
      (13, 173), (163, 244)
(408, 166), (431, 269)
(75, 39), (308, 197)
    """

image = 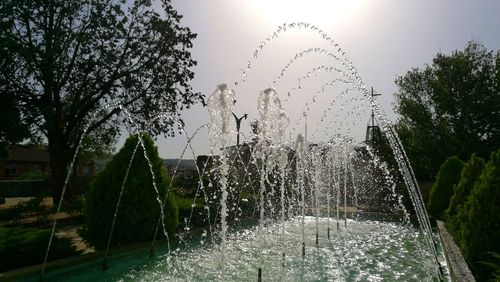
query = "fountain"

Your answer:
(32, 22), (449, 281)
